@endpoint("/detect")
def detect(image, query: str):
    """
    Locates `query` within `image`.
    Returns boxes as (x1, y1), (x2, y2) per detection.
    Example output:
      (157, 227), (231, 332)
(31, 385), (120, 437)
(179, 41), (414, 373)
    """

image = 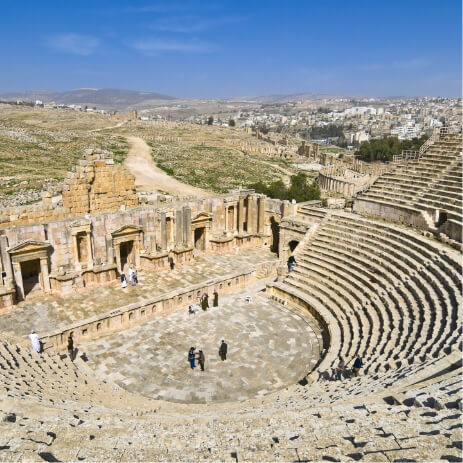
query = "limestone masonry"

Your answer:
(0, 132), (462, 462)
